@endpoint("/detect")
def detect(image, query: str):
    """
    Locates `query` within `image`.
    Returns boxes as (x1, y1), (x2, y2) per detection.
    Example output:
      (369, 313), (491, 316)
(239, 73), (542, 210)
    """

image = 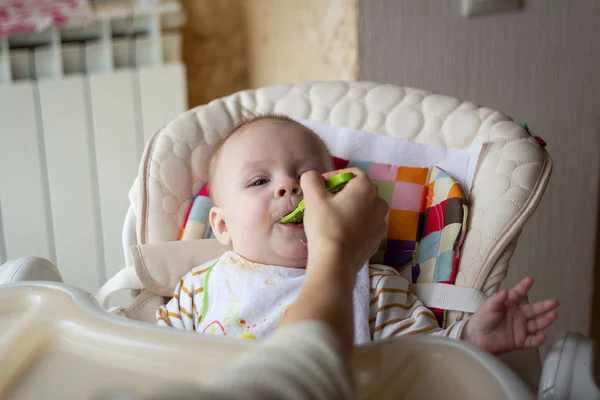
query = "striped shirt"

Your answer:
(157, 258), (464, 341)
